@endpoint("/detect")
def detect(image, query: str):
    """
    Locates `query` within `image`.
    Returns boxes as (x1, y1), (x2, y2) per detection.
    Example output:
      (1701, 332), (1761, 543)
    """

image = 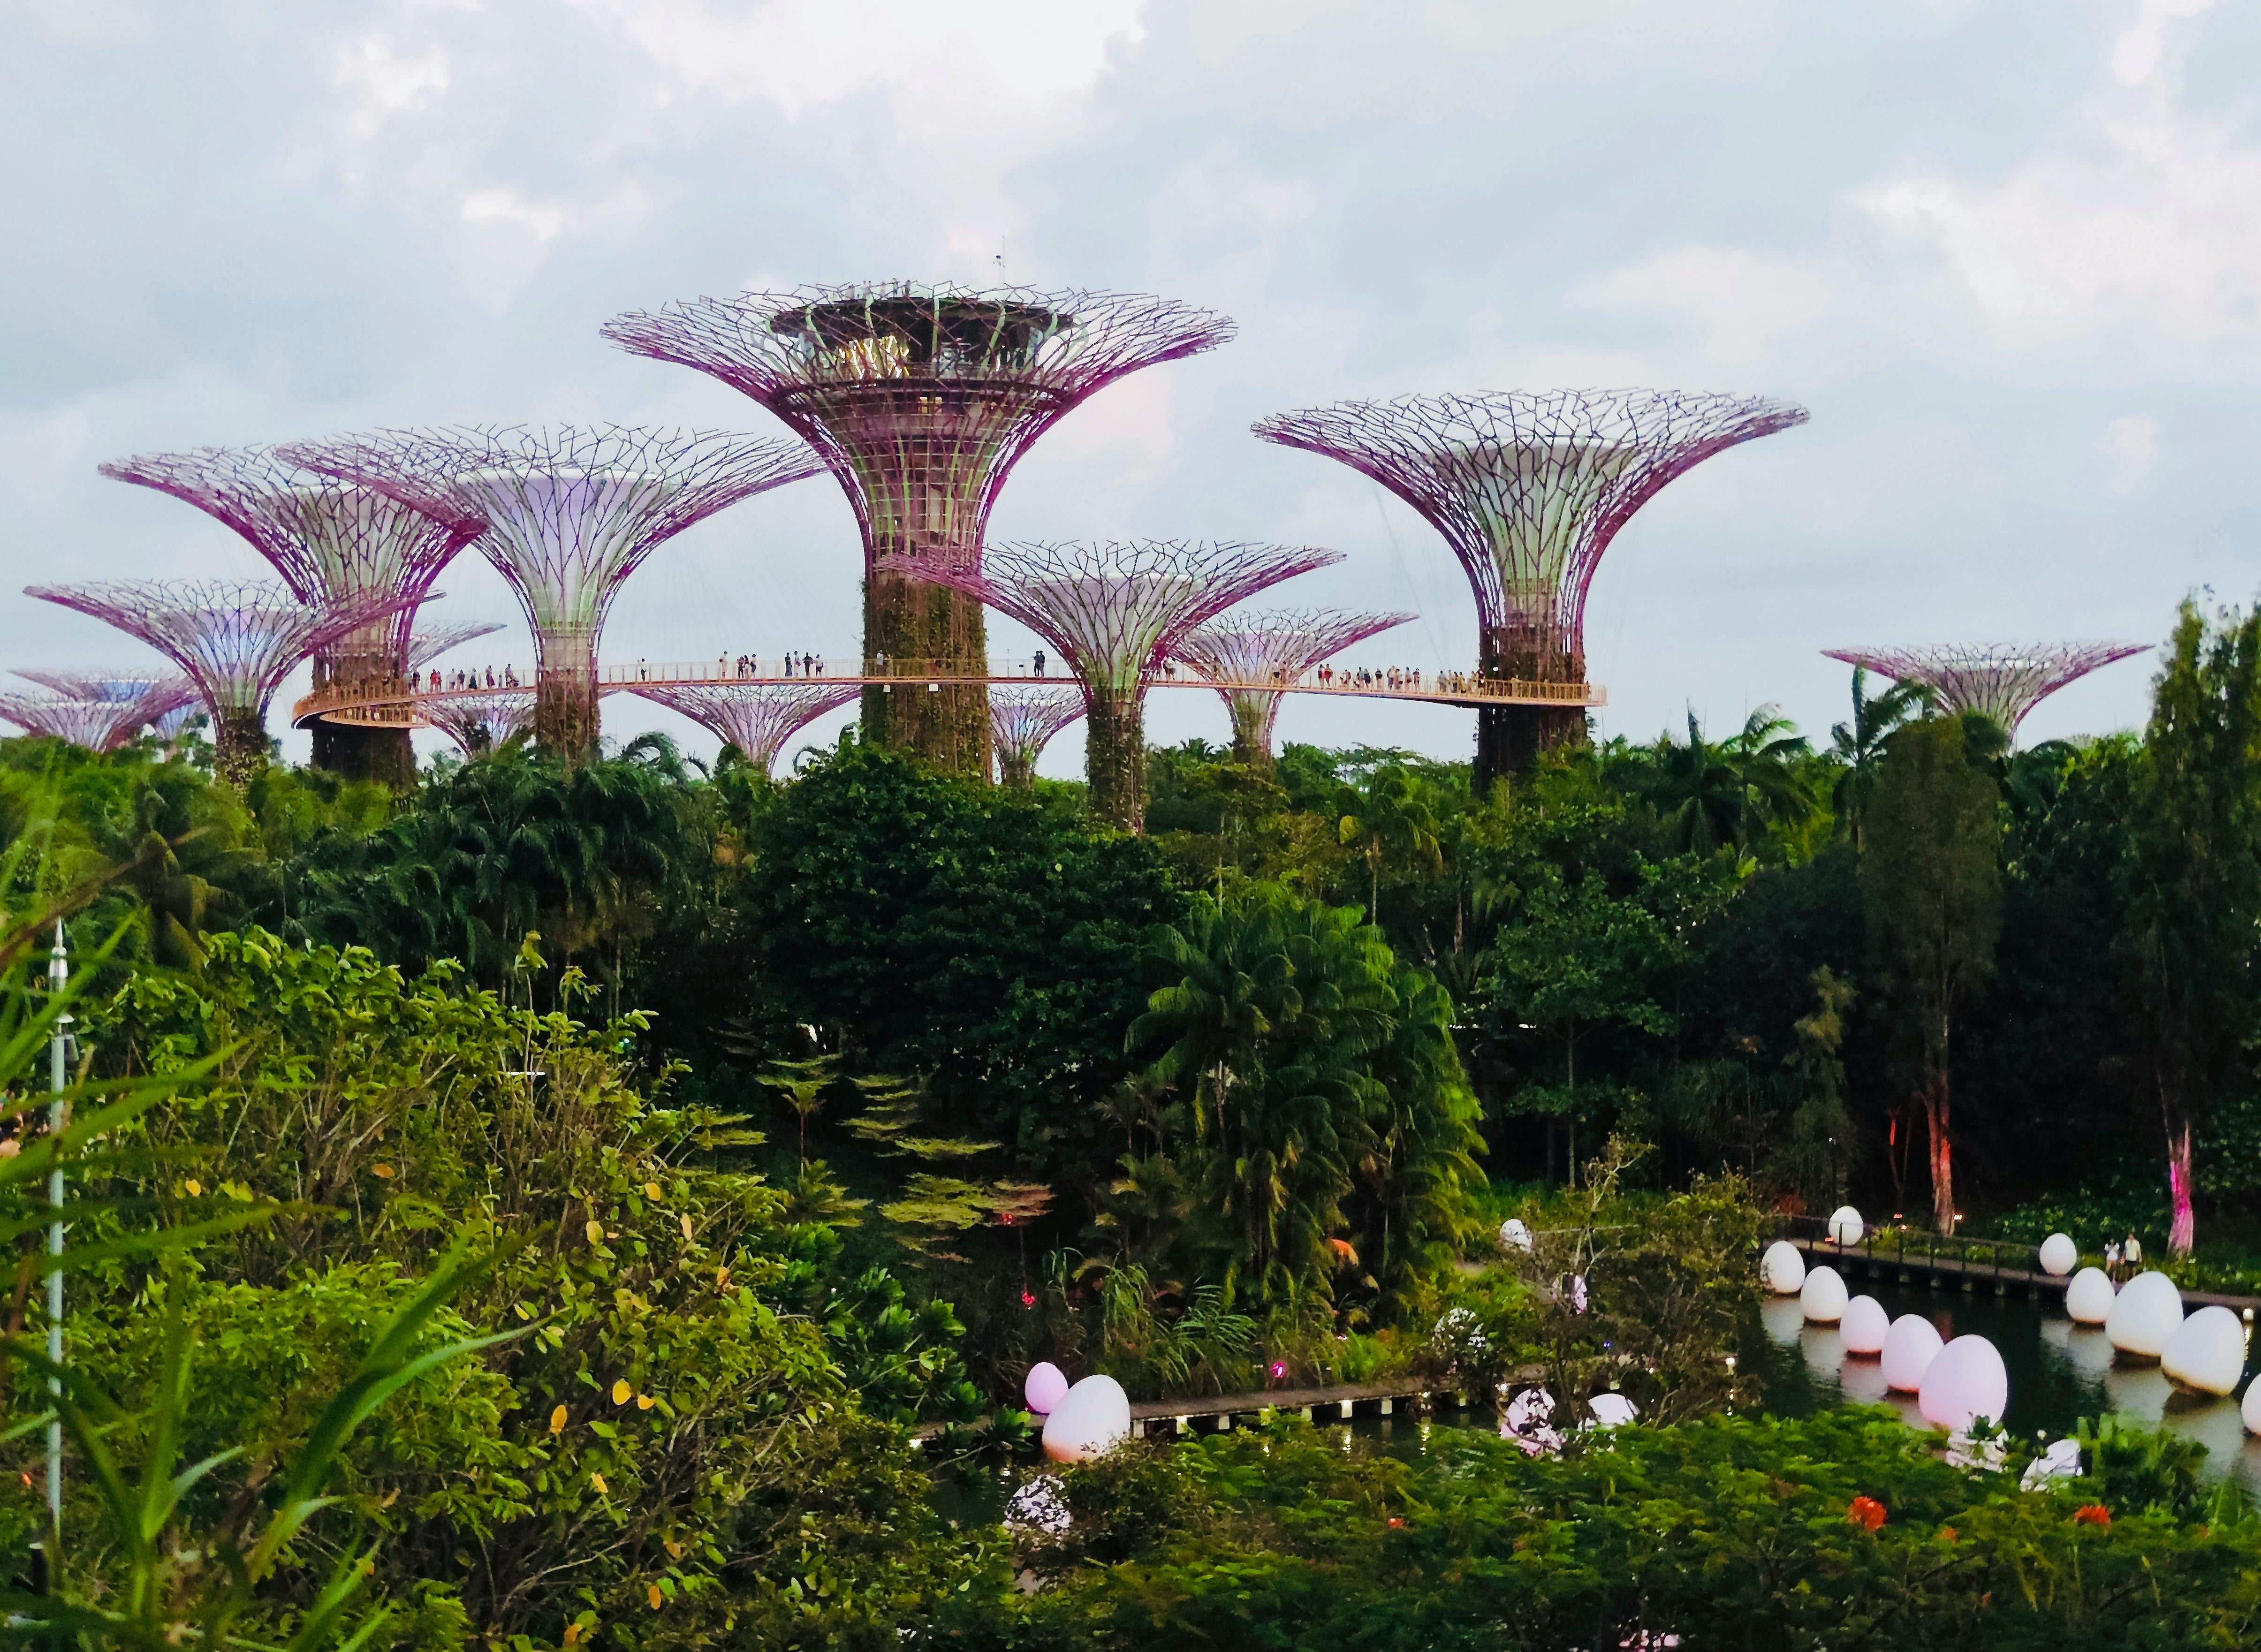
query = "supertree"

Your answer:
(1175, 608), (1416, 767)
(407, 621), (507, 675)
(99, 444), (486, 785)
(281, 425), (819, 758)
(989, 689), (1085, 788)
(26, 579), (412, 784)
(6, 671), (194, 752)
(627, 681), (858, 775)
(1821, 643), (2149, 738)
(1253, 389), (1809, 789)
(886, 539), (1340, 830)
(602, 282), (1235, 778)
(425, 690), (537, 757)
